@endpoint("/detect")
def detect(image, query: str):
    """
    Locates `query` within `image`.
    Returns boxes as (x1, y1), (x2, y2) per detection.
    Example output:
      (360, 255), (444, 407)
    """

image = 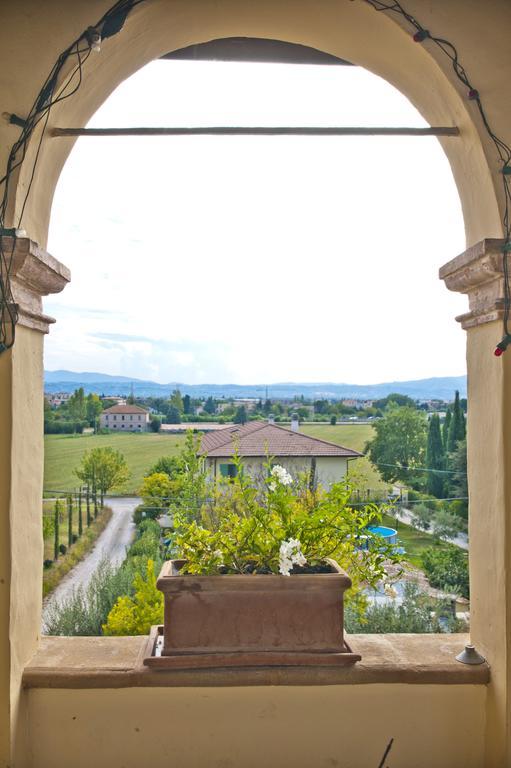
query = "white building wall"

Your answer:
(205, 456), (349, 489)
